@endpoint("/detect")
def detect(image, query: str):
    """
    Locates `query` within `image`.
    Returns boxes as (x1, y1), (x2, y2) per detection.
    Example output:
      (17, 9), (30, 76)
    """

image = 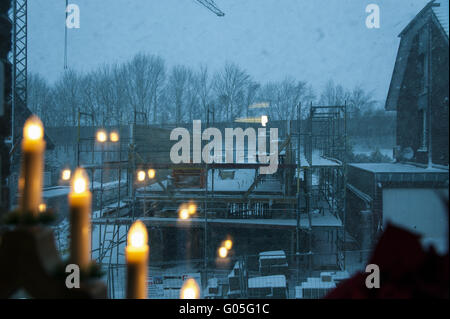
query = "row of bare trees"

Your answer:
(28, 53), (378, 127)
